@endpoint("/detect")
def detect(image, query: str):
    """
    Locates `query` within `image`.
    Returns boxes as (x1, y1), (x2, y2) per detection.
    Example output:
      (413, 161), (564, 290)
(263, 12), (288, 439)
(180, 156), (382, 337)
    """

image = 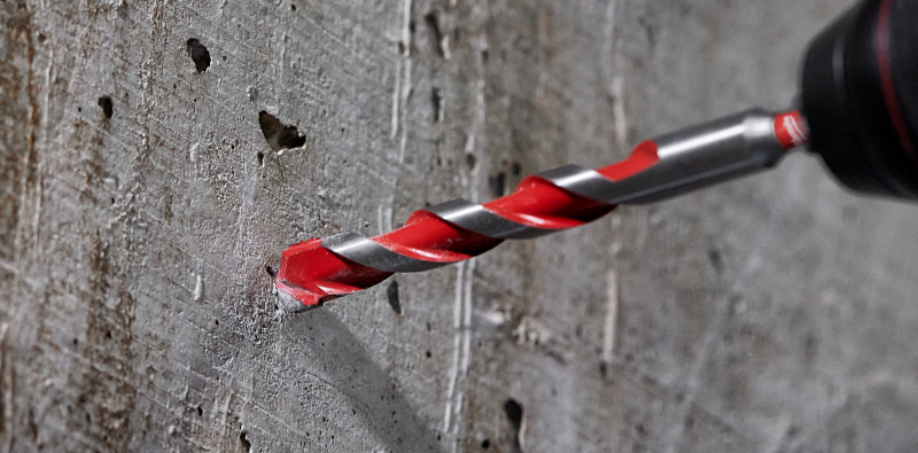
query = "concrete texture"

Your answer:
(3, 0), (918, 451)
